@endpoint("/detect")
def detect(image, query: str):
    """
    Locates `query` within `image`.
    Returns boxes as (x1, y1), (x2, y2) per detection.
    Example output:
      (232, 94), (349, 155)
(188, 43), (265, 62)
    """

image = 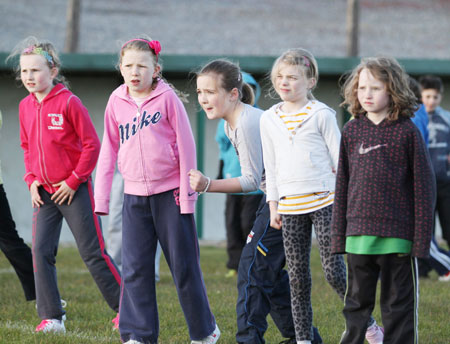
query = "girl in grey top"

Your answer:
(189, 59), (323, 344)
(190, 64), (263, 194)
